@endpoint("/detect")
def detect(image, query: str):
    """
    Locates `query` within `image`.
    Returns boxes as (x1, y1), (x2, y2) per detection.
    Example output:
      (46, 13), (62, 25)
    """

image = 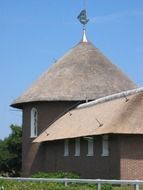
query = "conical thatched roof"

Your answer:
(34, 88), (143, 142)
(11, 40), (136, 108)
